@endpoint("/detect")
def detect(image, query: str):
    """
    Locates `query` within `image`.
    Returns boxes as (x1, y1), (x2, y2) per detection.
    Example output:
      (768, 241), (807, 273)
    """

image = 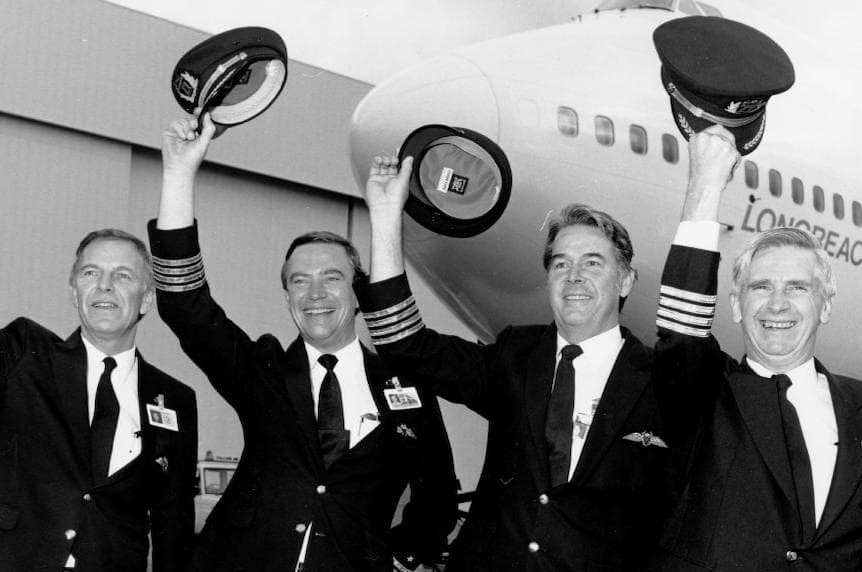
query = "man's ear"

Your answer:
(619, 269), (635, 298)
(140, 288), (155, 316)
(820, 295), (832, 325)
(730, 291), (742, 323)
(69, 284), (79, 310)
